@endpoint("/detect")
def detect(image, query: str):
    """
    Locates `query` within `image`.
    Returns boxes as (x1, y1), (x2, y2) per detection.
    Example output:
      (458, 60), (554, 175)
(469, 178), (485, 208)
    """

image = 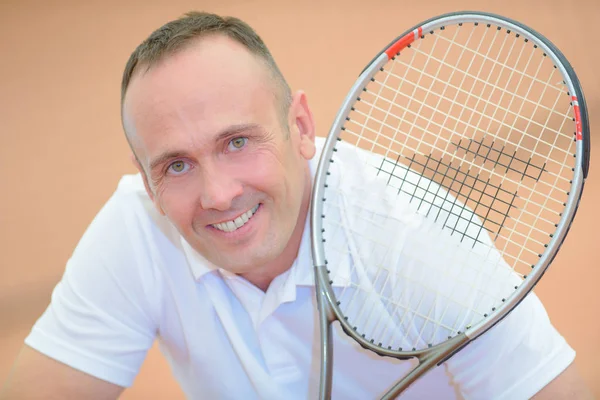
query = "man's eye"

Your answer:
(168, 161), (189, 174)
(228, 137), (247, 151)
